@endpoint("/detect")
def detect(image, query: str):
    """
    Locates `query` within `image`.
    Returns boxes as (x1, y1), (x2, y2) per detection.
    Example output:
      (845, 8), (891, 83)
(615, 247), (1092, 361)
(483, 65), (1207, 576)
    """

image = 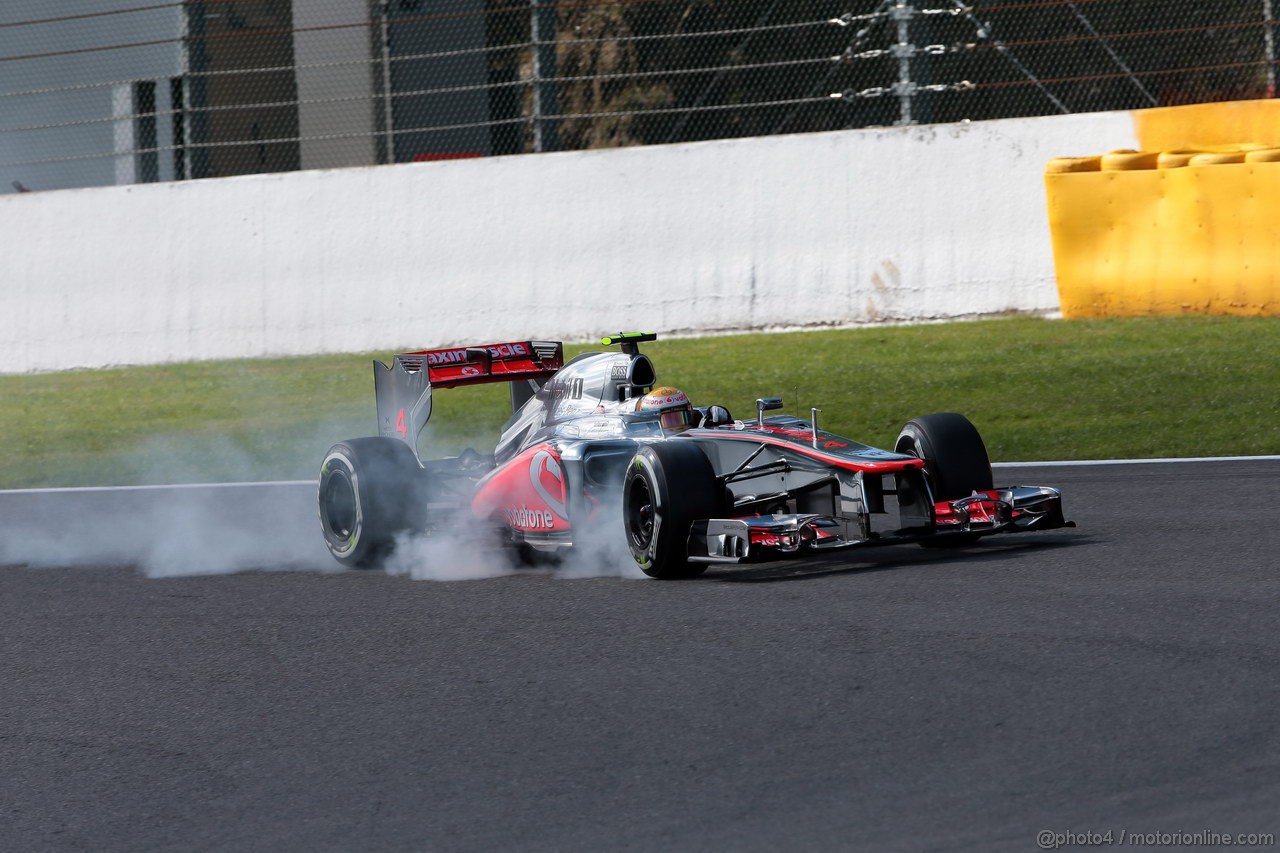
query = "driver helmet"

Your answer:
(636, 386), (696, 432)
